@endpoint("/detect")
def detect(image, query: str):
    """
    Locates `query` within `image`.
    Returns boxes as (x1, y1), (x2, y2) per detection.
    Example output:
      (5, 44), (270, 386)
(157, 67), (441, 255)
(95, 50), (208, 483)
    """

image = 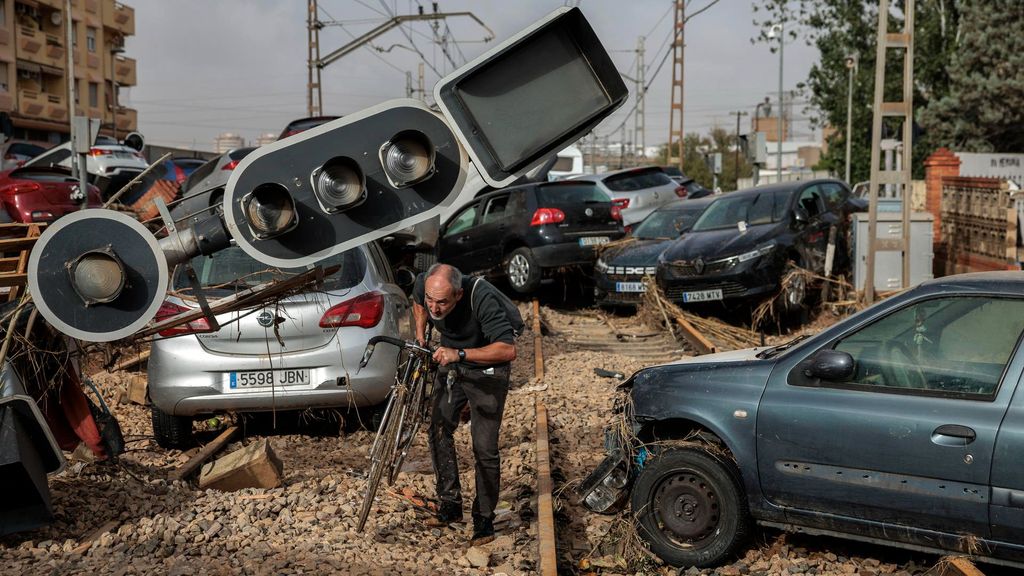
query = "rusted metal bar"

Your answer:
(171, 425), (239, 482)
(674, 316), (717, 355)
(535, 401), (557, 576)
(532, 298), (543, 379)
